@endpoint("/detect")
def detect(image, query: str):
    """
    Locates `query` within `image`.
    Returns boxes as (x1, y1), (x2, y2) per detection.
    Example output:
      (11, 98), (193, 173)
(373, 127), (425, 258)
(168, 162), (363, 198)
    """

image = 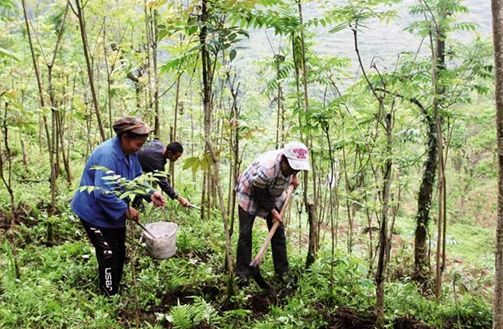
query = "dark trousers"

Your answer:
(81, 220), (126, 296)
(235, 206), (289, 277)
